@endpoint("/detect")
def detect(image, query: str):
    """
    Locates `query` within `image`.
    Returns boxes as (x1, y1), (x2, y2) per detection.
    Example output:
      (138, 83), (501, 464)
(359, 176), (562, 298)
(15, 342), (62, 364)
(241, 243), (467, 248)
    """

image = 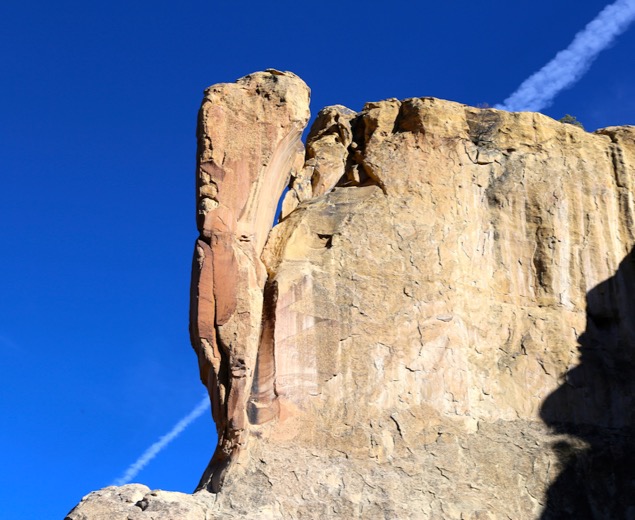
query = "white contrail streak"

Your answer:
(496, 0), (635, 112)
(112, 395), (210, 486)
